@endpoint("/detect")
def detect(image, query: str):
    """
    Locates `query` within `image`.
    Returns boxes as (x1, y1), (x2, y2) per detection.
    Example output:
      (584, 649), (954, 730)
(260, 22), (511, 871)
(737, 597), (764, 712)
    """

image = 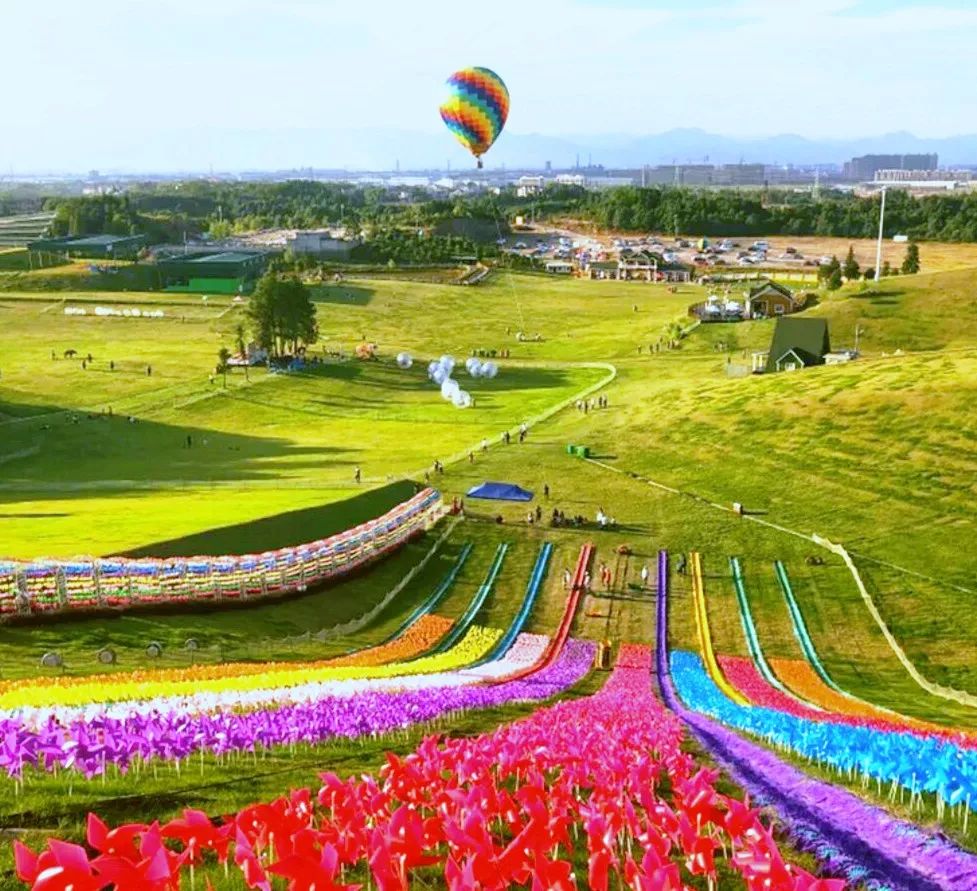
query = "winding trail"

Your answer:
(816, 535), (977, 713)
